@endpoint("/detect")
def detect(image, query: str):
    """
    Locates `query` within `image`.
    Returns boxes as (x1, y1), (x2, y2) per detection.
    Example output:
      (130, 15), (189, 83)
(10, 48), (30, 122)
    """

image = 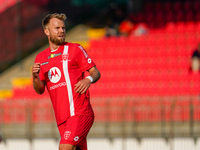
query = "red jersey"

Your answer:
(34, 42), (95, 126)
